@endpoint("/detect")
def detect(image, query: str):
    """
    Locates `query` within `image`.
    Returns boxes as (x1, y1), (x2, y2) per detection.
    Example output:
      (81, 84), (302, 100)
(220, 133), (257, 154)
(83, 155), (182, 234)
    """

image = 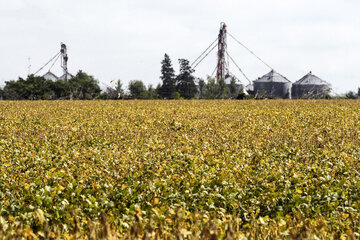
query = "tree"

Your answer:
(52, 79), (69, 99)
(105, 80), (125, 99)
(68, 71), (101, 99)
(128, 80), (146, 99)
(204, 76), (219, 99)
(173, 91), (182, 99)
(26, 75), (55, 99)
(114, 80), (124, 99)
(198, 78), (206, 99)
(155, 83), (162, 98)
(217, 78), (230, 99)
(159, 54), (176, 99)
(345, 91), (357, 99)
(2, 79), (24, 100)
(358, 88), (360, 98)
(147, 85), (158, 99)
(103, 87), (117, 99)
(229, 77), (239, 98)
(176, 59), (197, 99)
(2, 71), (101, 100)
(3, 75), (55, 100)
